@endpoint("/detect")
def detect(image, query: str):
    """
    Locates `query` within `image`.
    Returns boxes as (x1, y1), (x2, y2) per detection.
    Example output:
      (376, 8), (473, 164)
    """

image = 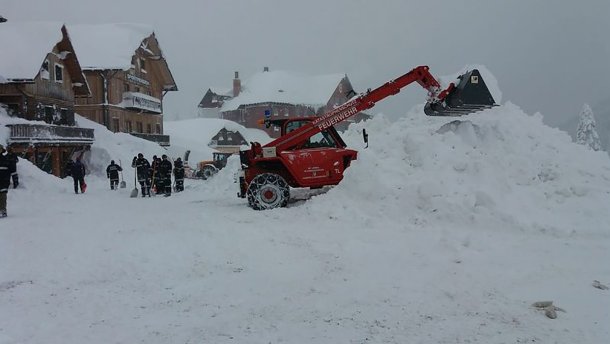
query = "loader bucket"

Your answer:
(424, 69), (497, 116)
